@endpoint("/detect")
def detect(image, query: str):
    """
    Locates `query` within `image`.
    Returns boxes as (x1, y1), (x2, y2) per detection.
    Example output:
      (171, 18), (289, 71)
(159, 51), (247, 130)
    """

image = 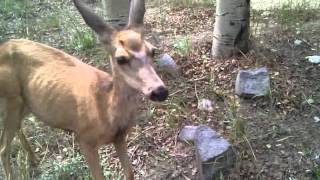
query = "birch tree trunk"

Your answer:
(103, 0), (130, 28)
(211, 0), (250, 59)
